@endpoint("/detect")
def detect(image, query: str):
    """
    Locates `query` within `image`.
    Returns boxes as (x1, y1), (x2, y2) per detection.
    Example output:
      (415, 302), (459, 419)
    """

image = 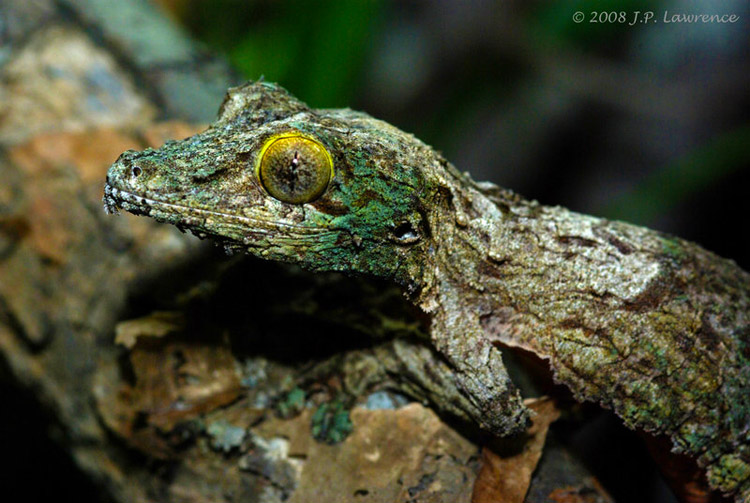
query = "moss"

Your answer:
(276, 387), (306, 418)
(707, 454), (750, 493)
(659, 236), (684, 260)
(311, 399), (353, 444)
